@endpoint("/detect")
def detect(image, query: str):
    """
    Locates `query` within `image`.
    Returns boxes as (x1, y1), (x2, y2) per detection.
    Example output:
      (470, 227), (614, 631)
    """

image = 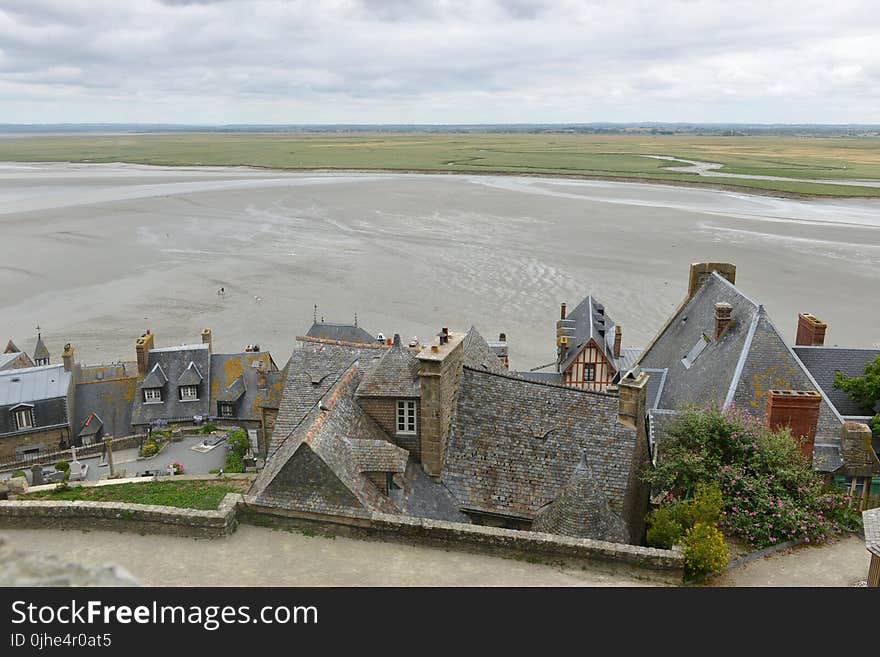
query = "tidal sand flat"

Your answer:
(0, 163), (878, 369)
